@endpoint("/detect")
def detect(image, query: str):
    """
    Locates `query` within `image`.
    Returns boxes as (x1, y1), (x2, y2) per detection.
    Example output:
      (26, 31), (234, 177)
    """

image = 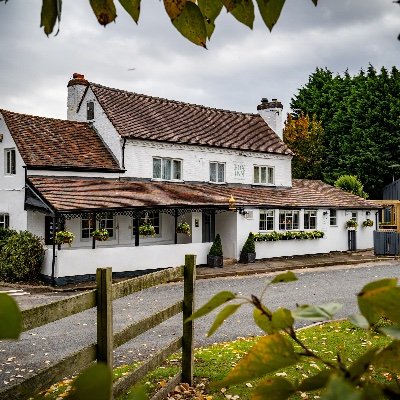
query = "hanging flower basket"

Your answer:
(345, 220), (358, 230)
(362, 219), (374, 228)
(176, 222), (191, 236)
(139, 223), (156, 237)
(55, 230), (75, 246)
(91, 228), (109, 241)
